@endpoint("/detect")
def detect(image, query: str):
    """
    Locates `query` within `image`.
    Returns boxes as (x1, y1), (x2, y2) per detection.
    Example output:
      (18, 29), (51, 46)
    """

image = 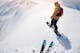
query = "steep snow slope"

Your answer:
(0, 0), (80, 53)
(59, 0), (80, 10)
